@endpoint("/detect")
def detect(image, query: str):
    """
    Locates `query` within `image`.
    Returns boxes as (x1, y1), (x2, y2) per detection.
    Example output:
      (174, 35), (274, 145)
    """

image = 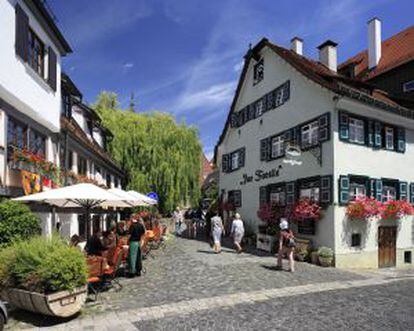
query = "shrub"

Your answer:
(317, 246), (333, 258)
(0, 200), (41, 247)
(0, 236), (88, 294)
